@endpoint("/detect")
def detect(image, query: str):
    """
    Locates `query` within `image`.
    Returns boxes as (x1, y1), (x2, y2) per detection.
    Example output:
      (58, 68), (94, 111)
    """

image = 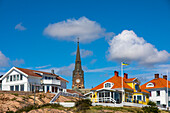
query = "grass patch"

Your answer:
(14, 103), (63, 113)
(91, 106), (143, 113)
(11, 97), (17, 101)
(12, 93), (19, 96)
